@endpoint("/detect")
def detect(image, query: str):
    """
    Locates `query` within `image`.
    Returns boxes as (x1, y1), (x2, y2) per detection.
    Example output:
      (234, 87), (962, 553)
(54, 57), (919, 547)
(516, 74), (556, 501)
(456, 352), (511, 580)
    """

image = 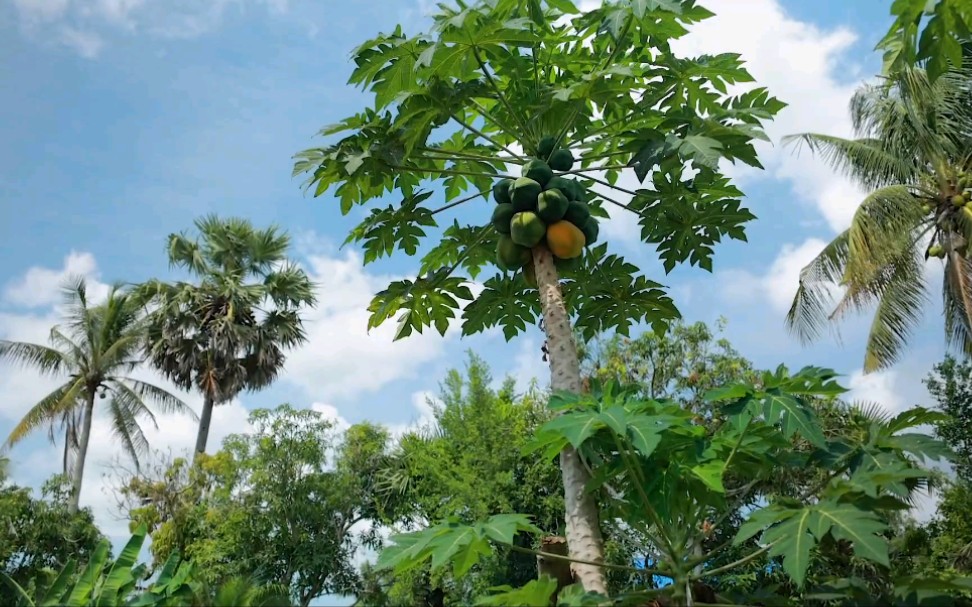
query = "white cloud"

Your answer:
(311, 402), (350, 432)
(282, 248), (453, 402)
(668, 0), (870, 234)
(385, 390), (440, 439)
(58, 26), (105, 58)
(719, 237), (830, 313)
(3, 250), (105, 308)
(9, 0), (292, 56)
(847, 368), (904, 413)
